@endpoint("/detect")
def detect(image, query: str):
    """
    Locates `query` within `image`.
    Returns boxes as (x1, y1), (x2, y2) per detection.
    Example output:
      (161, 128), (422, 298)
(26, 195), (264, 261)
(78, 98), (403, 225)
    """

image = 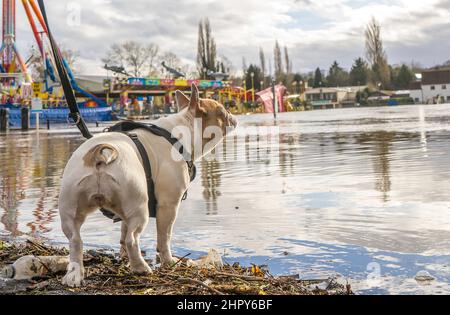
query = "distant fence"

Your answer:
(5, 107), (112, 128)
